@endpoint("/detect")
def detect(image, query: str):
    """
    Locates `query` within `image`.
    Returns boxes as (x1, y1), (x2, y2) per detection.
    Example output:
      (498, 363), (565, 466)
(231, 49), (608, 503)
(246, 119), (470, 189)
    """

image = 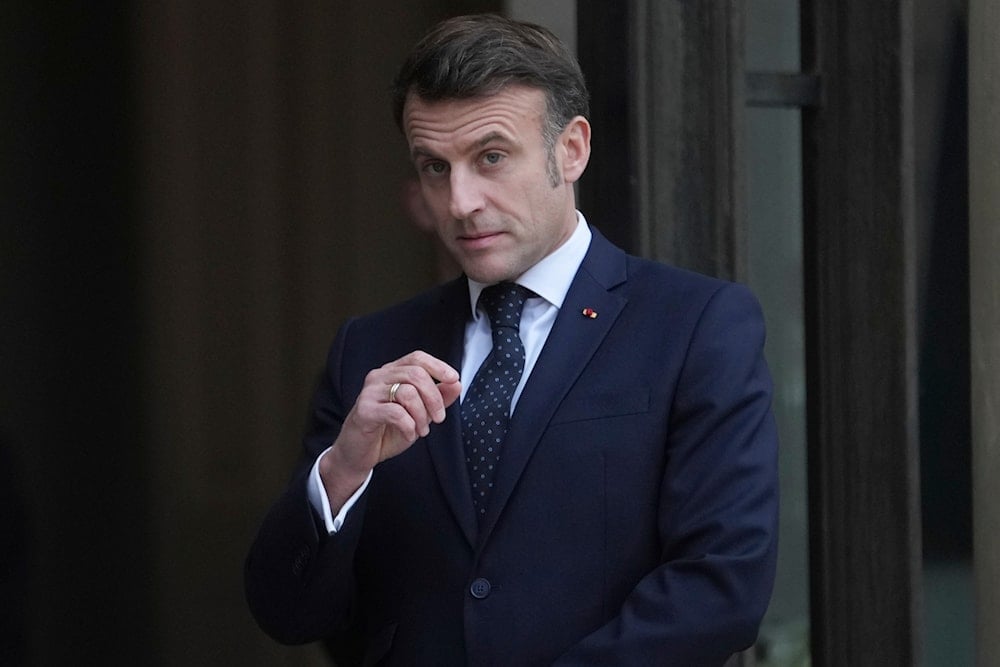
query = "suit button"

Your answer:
(470, 578), (491, 599)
